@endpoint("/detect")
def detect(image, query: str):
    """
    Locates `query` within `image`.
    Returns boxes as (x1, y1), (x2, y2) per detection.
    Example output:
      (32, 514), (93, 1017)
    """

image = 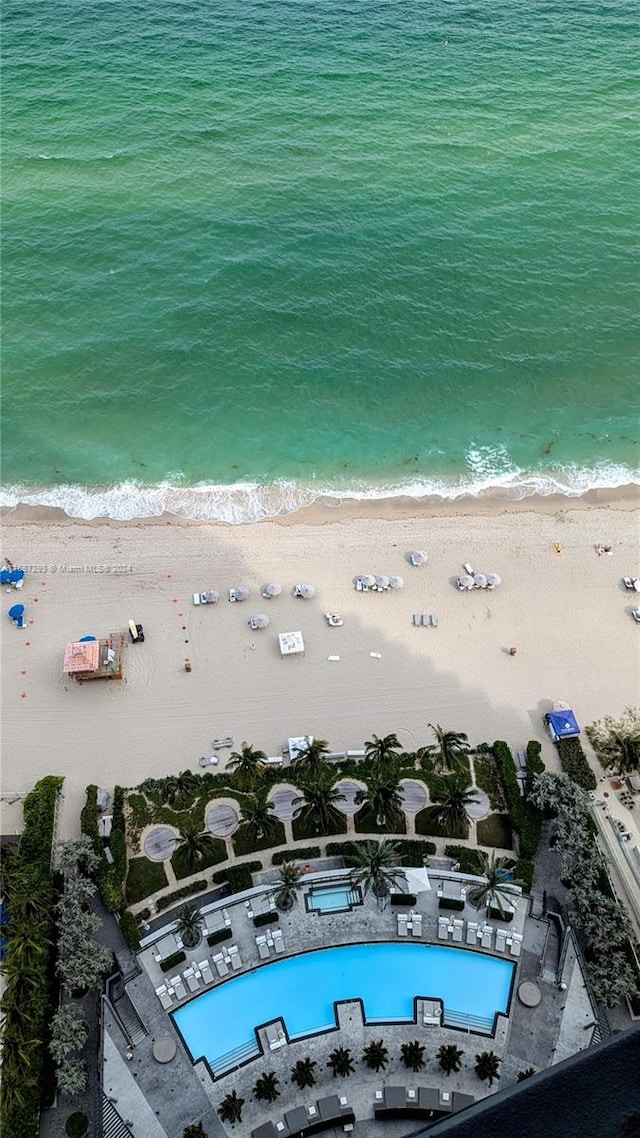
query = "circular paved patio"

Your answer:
(205, 801), (240, 837)
(466, 787), (491, 820)
(518, 981), (541, 1008)
(153, 1035), (177, 1063)
(399, 778), (429, 814)
(268, 784), (299, 822)
(143, 826), (178, 862)
(334, 779), (366, 815)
